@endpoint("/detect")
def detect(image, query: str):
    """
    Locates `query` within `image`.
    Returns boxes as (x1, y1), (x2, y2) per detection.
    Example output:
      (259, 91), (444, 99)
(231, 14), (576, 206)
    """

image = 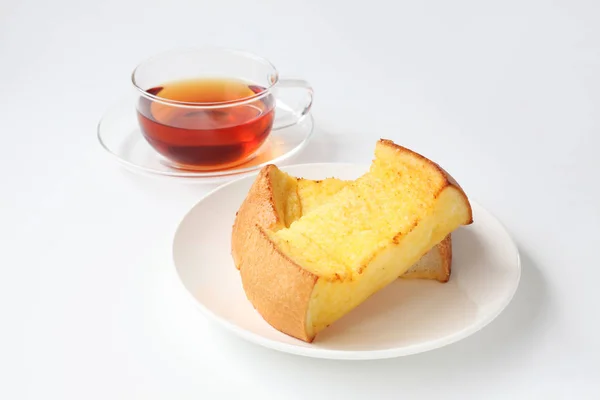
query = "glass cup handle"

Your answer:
(272, 78), (314, 131)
